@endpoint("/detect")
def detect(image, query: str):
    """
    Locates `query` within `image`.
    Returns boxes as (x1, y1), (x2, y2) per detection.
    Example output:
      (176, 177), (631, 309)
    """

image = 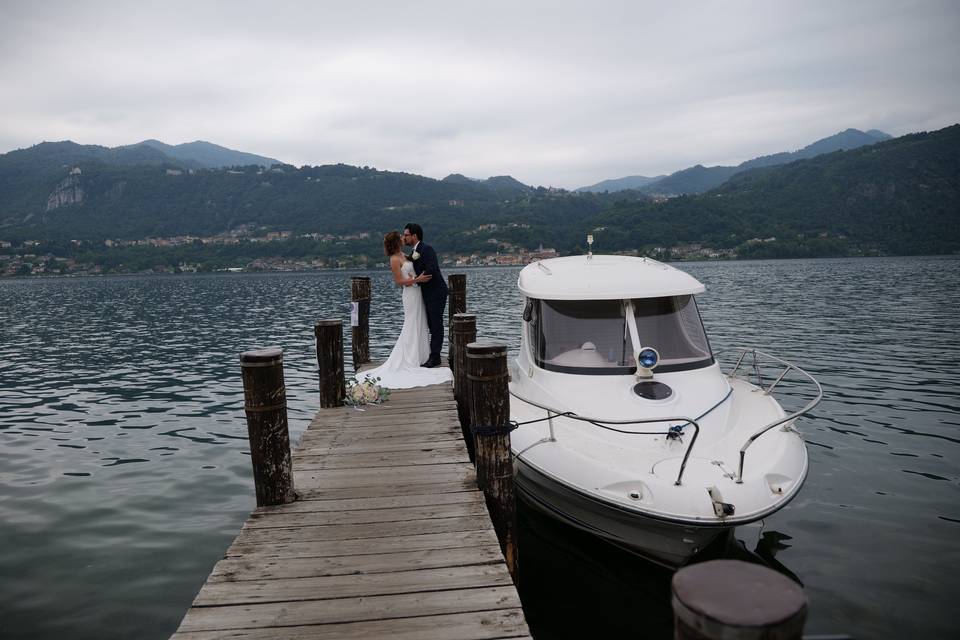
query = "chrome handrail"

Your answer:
(508, 389), (701, 486)
(717, 347), (823, 483)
